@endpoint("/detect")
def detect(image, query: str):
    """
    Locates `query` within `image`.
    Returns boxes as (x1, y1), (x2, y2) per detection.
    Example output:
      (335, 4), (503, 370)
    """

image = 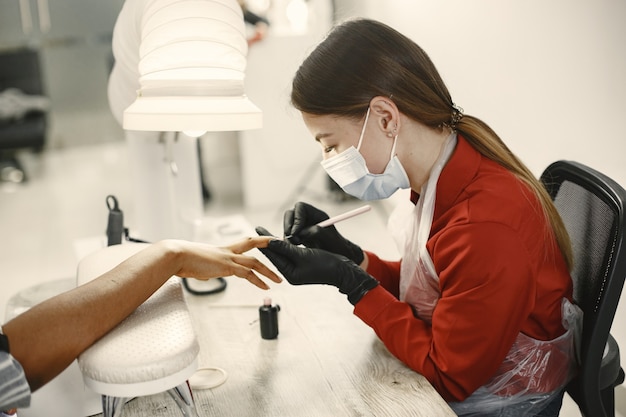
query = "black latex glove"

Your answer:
(256, 228), (378, 305)
(283, 201), (364, 265)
